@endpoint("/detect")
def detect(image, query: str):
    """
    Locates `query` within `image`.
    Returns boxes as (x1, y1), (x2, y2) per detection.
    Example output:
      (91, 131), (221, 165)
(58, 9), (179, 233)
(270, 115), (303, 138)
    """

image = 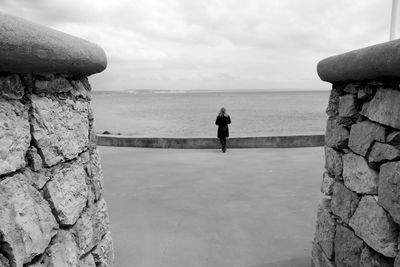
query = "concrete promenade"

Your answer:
(100, 147), (324, 267)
